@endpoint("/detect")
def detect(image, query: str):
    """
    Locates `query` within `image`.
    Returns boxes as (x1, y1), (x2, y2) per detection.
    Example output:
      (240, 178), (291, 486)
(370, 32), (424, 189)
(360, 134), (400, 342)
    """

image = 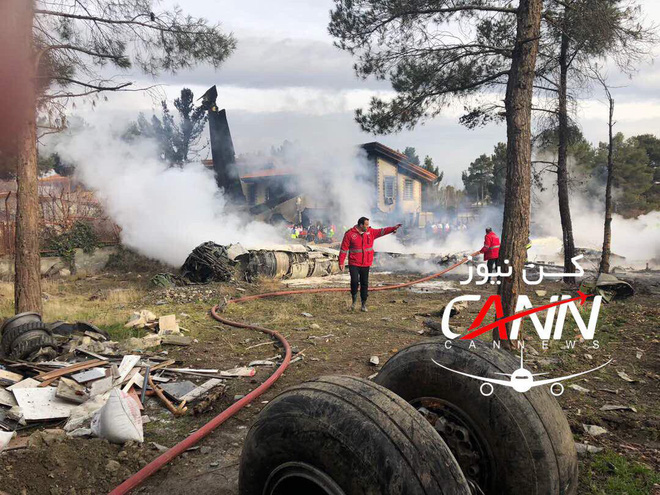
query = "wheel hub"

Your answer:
(412, 397), (491, 494)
